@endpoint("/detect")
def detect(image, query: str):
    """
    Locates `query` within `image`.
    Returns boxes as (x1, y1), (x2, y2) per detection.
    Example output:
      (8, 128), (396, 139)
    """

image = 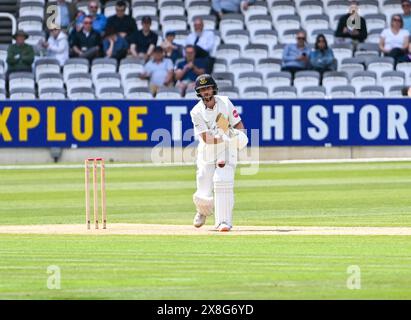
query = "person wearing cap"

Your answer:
(129, 16), (158, 61)
(6, 30), (35, 75)
(140, 46), (174, 96)
(175, 45), (206, 96)
(41, 27), (69, 66)
(106, 0), (136, 40)
(160, 31), (182, 64)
